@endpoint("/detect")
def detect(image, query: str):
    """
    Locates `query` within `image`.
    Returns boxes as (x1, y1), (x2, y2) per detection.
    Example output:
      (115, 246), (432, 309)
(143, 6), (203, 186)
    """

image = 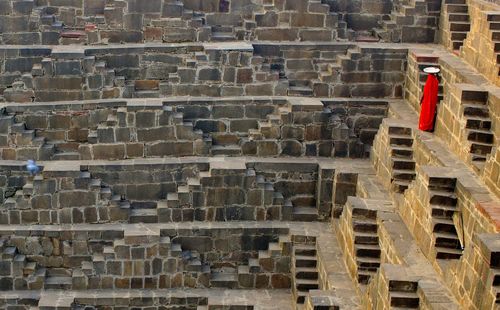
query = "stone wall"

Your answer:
(0, 43), (409, 102)
(0, 224), (291, 291)
(0, 0), (341, 44)
(0, 97), (388, 160)
(461, 0), (500, 86)
(434, 83), (497, 173)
